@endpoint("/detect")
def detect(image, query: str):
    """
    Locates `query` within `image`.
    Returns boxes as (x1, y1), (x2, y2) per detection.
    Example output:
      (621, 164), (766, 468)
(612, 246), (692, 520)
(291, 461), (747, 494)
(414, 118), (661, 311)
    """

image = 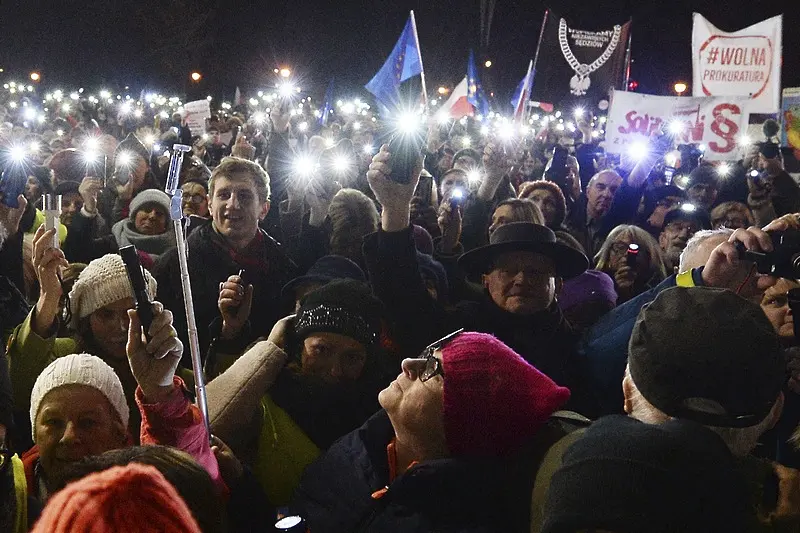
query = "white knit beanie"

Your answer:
(30, 353), (130, 440)
(128, 189), (171, 222)
(68, 253), (157, 330)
